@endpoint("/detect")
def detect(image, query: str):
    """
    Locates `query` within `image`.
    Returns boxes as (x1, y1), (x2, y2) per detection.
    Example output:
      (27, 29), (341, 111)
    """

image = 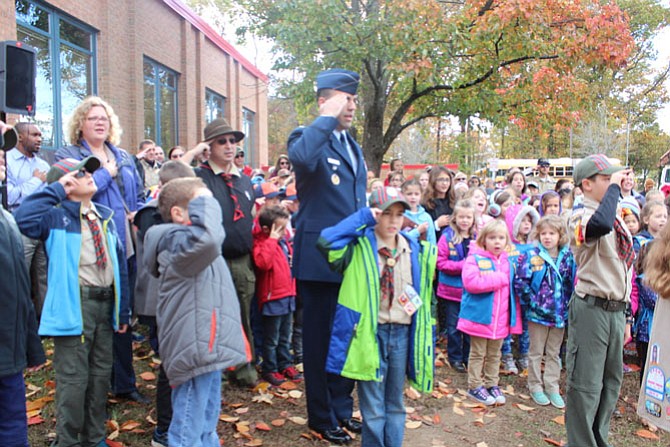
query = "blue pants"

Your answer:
(169, 370), (222, 447)
(358, 324), (409, 447)
(299, 280), (355, 430)
(444, 300), (470, 365)
(0, 372), (29, 447)
(501, 309), (529, 356)
(262, 313), (293, 373)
